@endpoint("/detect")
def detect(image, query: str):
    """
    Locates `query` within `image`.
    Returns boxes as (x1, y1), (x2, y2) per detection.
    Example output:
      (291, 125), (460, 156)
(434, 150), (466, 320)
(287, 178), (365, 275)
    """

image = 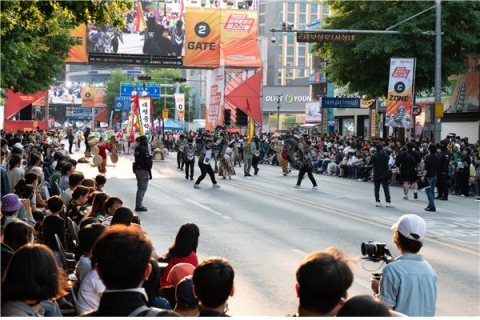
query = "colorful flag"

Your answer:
(247, 98), (254, 140)
(136, 4), (147, 32)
